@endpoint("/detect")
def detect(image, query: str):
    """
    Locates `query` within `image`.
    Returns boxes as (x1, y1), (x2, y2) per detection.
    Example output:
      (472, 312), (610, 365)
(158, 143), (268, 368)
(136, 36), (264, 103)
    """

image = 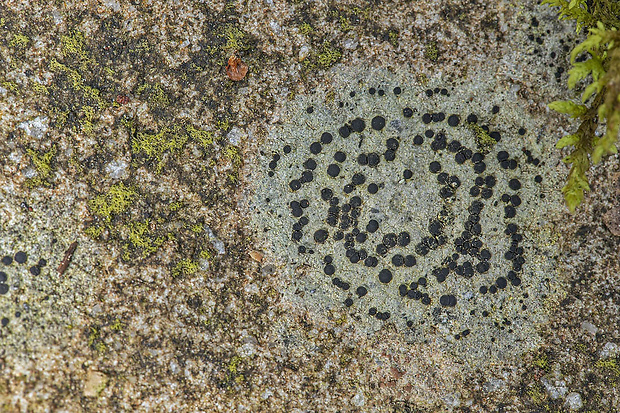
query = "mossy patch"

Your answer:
(467, 122), (497, 153)
(172, 258), (199, 278)
(26, 144), (57, 188)
(125, 219), (166, 258)
(9, 33), (29, 48)
(131, 126), (188, 173)
(424, 41), (439, 61)
(88, 182), (137, 224)
(304, 41), (342, 70)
